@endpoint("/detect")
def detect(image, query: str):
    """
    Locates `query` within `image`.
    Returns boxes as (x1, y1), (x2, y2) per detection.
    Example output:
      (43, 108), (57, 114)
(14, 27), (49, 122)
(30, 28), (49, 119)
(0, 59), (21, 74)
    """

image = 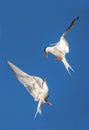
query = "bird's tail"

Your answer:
(61, 57), (74, 76)
(34, 101), (42, 119)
